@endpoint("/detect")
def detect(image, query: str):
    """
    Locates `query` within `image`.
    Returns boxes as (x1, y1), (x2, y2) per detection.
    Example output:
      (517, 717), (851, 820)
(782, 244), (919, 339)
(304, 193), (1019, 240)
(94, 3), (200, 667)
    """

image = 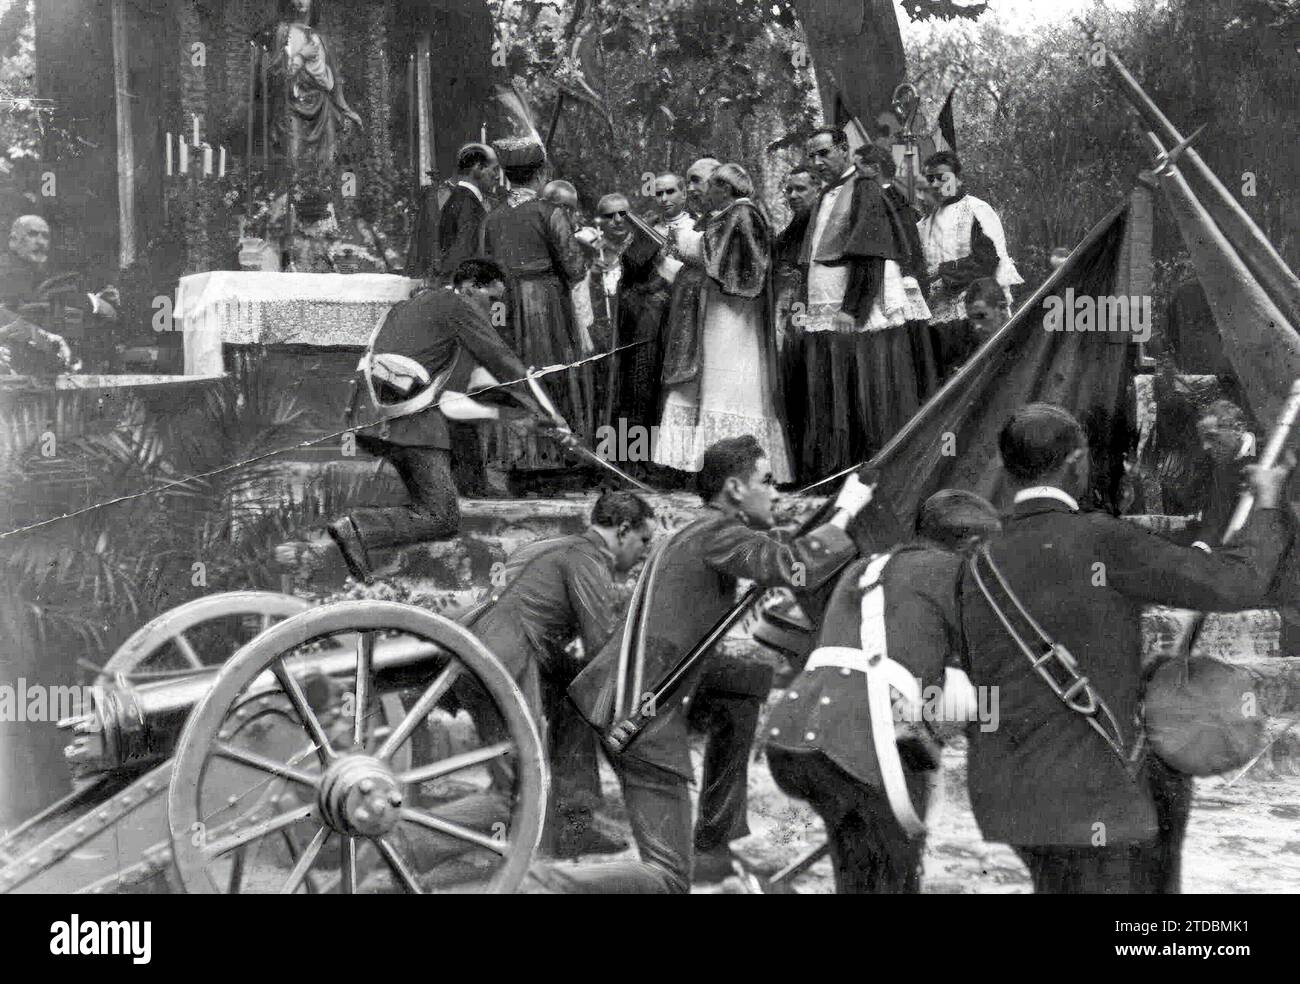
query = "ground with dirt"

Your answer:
(571, 733), (1300, 894)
